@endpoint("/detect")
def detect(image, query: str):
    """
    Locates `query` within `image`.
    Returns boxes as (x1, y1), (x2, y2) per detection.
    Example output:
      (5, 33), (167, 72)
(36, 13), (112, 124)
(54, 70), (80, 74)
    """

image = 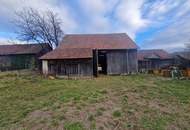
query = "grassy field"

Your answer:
(0, 70), (190, 130)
